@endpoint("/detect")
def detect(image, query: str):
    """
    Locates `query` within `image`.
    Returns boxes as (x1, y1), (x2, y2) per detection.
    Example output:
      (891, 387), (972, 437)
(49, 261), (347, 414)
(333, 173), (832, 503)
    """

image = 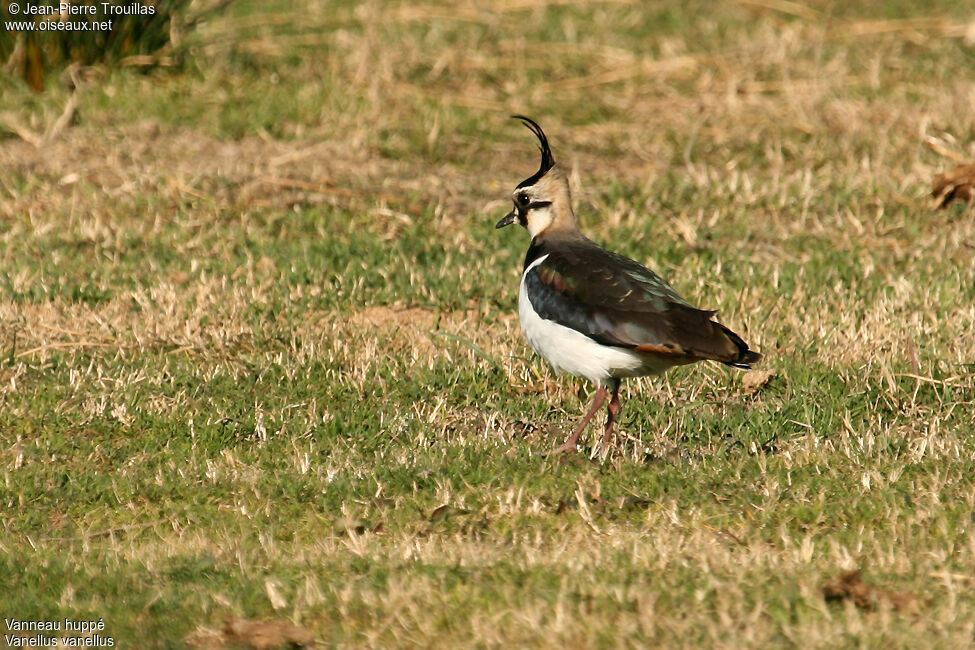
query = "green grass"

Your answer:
(2, 0), (975, 647)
